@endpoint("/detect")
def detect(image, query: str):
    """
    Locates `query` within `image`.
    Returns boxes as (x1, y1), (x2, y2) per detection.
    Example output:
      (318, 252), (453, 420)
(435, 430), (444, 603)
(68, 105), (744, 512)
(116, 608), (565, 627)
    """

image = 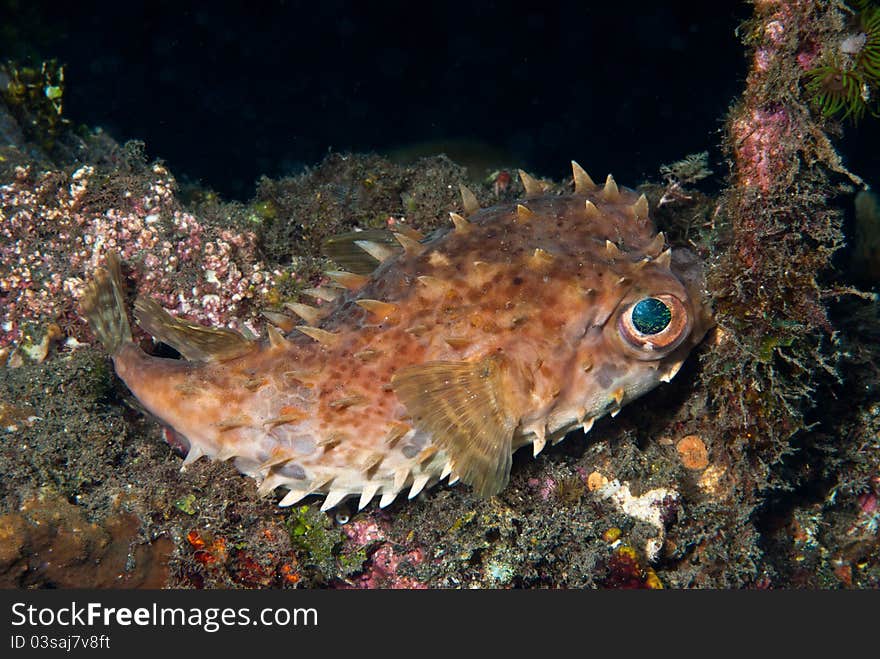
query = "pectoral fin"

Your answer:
(134, 297), (255, 362)
(391, 355), (517, 497)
